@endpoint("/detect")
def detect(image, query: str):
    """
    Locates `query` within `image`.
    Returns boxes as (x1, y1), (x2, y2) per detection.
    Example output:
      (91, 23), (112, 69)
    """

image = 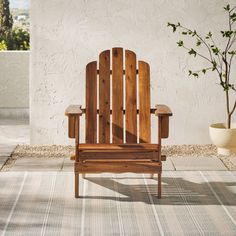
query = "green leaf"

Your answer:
(228, 51), (236, 55)
(211, 61), (217, 71)
(206, 32), (212, 39)
(188, 70), (192, 76)
(188, 48), (197, 57)
(177, 40), (184, 47)
(202, 69), (206, 74)
(196, 40), (201, 46)
(221, 30), (233, 37)
(192, 73), (199, 78)
(182, 31), (188, 35)
(212, 47), (219, 55)
(167, 22), (177, 32)
(224, 4), (230, 11)
(230, 13), (236, 22)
